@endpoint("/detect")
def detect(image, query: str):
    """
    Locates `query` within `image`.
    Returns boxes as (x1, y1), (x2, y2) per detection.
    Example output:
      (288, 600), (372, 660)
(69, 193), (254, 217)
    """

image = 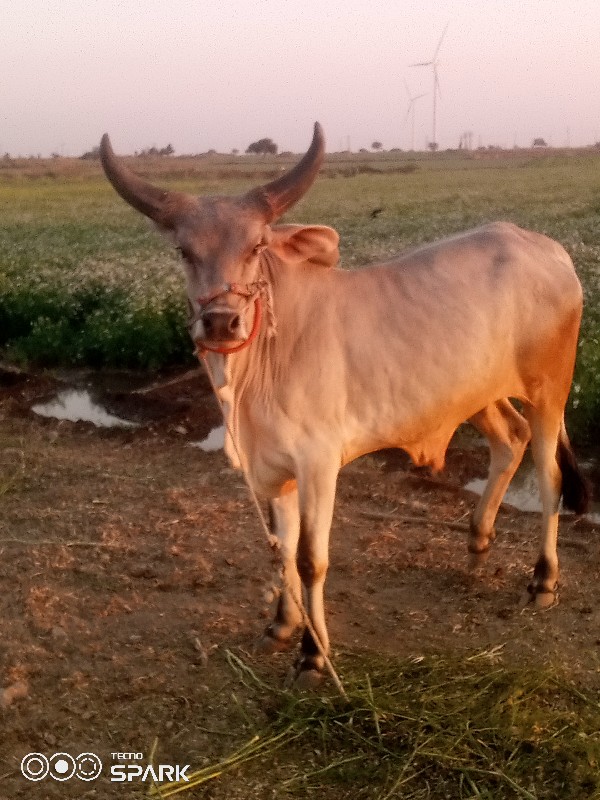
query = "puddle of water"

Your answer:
(32, 389), (138, 429)
(191, 426), (225, 452)
(464, 472), (542, 513)
(464, 468), (600, 523)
